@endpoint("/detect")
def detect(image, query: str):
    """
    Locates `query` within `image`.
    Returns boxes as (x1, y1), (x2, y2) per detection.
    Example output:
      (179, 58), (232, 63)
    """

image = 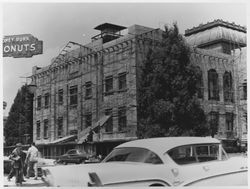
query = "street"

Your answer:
(3, 174), (46, 187)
